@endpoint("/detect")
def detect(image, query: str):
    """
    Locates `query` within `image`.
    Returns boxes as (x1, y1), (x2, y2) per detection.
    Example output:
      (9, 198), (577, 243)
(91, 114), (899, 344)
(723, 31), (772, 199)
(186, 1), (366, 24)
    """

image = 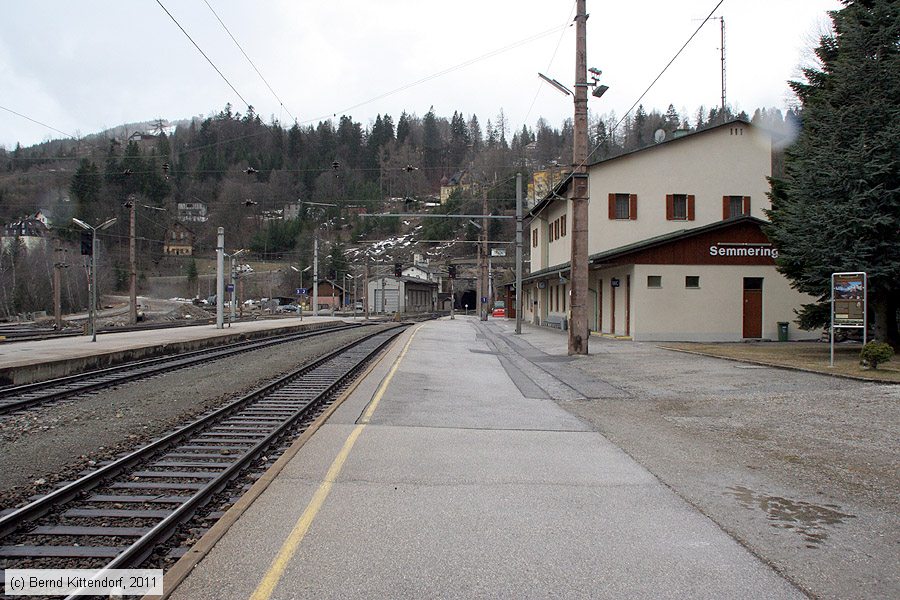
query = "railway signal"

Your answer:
(80, 232), (92, 256)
